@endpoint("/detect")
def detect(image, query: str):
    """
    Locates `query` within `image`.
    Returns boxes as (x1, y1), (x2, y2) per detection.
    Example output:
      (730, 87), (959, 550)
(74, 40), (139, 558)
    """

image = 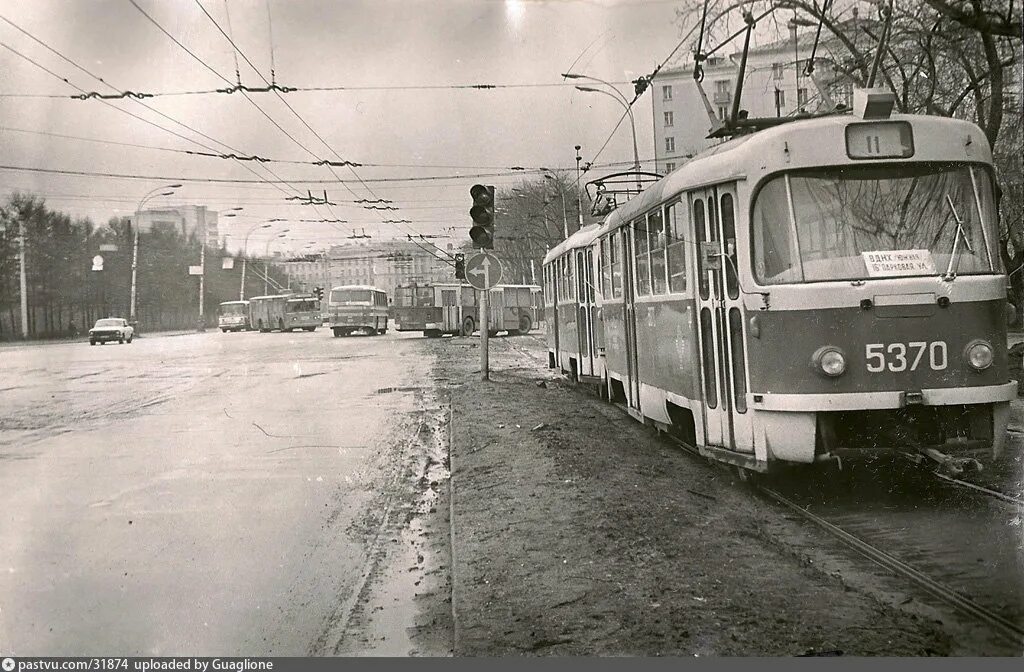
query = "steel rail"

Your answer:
(931, 472), (1024, 507)
(658, 434), (1024, 645)
(759, 485), (1024, 645)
